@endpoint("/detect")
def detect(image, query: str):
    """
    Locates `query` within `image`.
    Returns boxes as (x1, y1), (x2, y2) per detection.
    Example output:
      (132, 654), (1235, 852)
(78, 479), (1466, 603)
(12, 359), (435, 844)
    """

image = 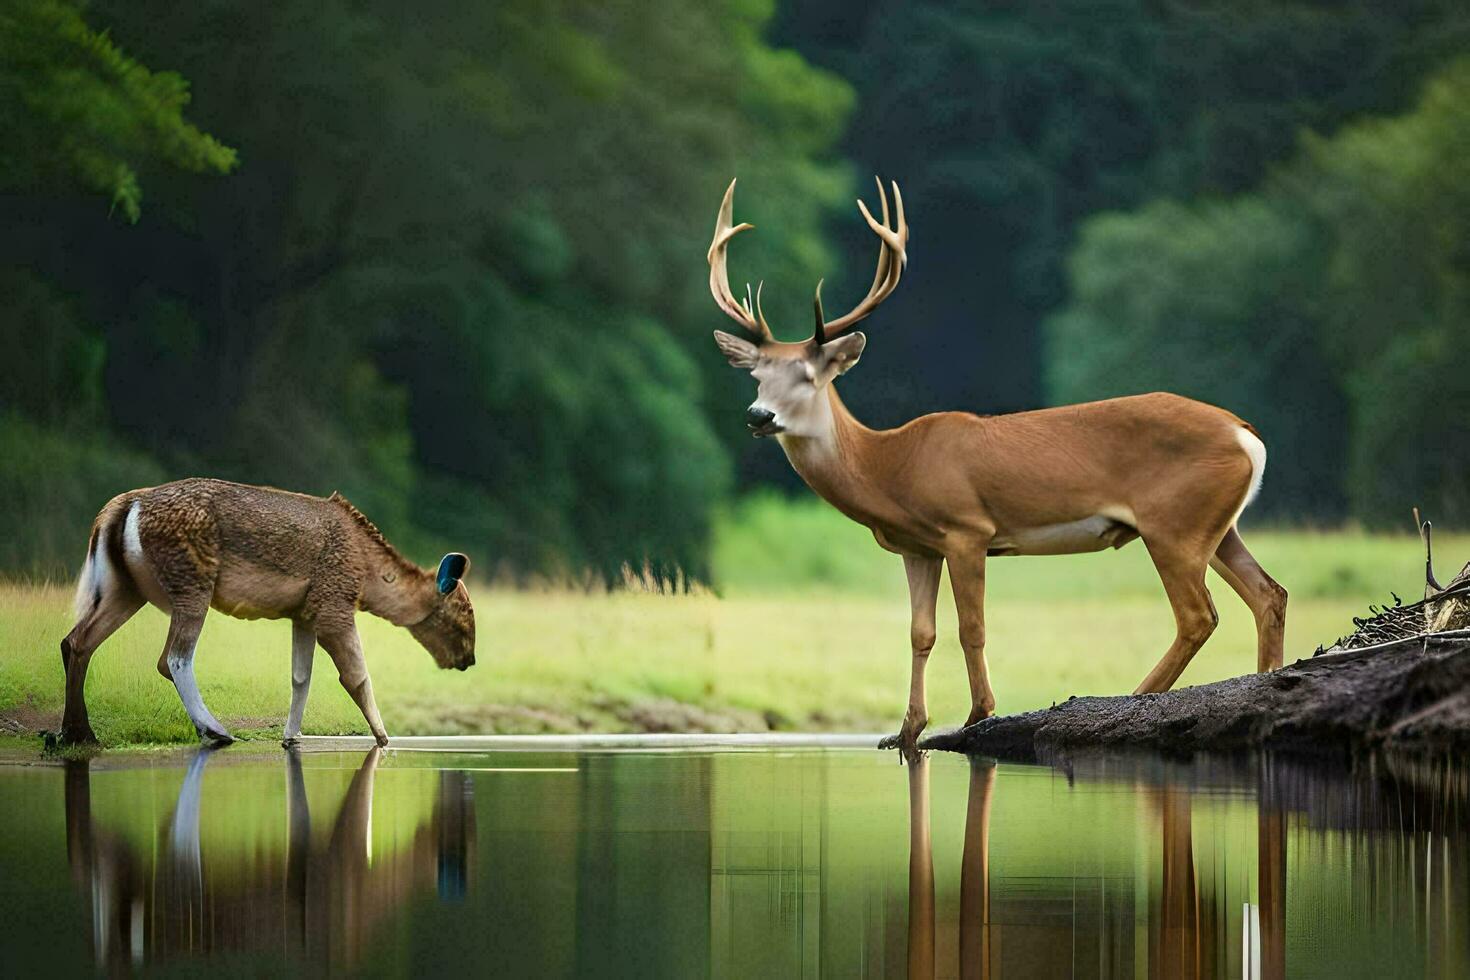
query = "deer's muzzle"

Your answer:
(746, 406), (782, 437)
